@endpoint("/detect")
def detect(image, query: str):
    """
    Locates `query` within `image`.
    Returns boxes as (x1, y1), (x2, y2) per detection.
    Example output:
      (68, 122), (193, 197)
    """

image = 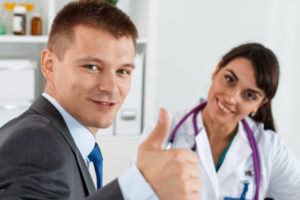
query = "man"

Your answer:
(0, 0), (201, 199)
